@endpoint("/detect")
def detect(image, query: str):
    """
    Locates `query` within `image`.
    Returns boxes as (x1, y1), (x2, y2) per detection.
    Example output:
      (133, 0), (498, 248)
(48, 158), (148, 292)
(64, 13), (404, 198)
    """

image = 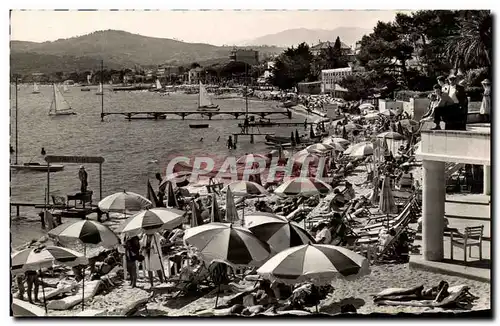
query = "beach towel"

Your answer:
(47, 280), (102, 310)
(44, 280), (79, 300)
